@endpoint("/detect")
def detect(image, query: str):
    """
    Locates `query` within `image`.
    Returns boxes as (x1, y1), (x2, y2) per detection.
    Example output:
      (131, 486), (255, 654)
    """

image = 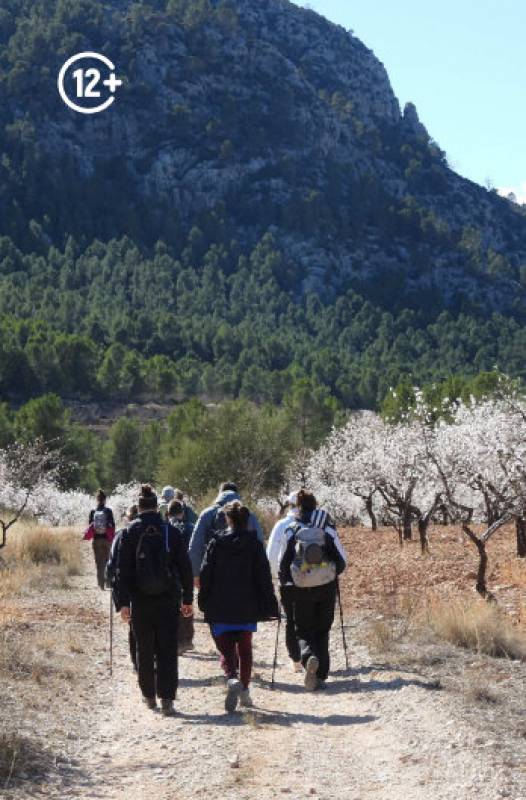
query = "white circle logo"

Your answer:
(58, 52), (122, 115)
